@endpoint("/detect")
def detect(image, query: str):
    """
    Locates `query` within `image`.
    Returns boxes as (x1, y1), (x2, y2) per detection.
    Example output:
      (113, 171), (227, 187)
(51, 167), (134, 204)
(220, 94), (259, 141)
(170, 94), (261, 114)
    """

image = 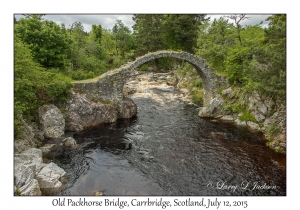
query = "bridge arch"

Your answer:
(73, 50), (227, 106)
